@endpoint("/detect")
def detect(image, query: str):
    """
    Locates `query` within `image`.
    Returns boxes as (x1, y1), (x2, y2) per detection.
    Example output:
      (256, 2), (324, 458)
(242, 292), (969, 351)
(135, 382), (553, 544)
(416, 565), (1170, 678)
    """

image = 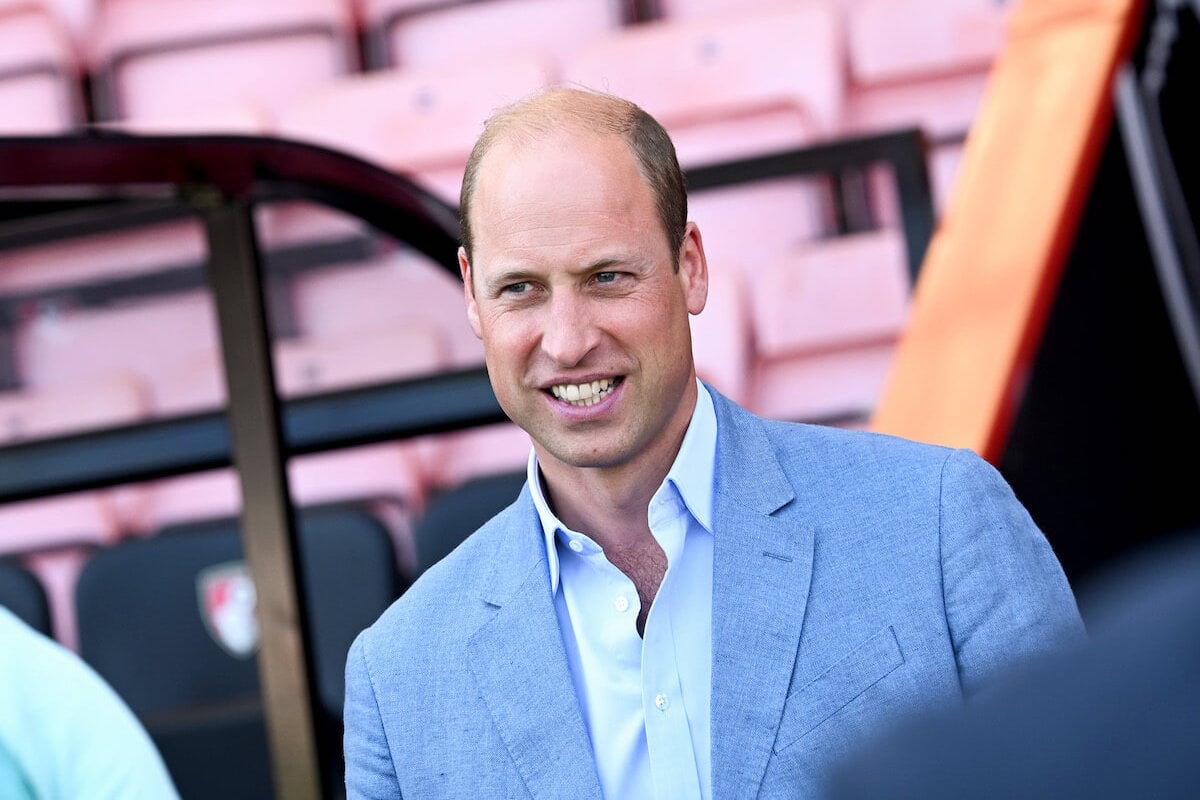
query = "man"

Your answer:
(344, 87), (1084, 799)
(825, 530), (1200, 800)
